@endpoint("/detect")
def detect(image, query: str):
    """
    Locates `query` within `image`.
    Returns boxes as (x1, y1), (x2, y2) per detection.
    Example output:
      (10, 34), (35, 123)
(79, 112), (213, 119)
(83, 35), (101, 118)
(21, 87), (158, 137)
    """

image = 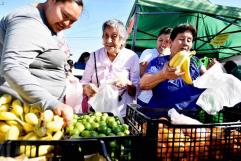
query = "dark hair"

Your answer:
(170, 24), (197, 41)
(56, 0), (84, 7)
(77, 52), (90, 63)
(157, 27), (173, 37)
(223, 60), (238, 74)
